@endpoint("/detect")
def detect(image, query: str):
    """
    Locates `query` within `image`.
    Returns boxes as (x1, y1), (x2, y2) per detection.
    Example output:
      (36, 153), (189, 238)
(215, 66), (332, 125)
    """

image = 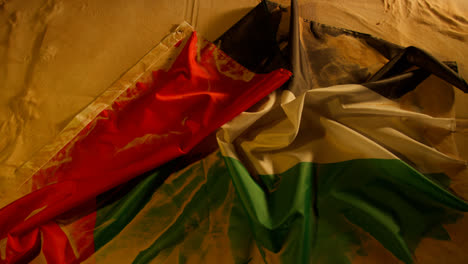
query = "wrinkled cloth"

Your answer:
(2, 0), (468, 263)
